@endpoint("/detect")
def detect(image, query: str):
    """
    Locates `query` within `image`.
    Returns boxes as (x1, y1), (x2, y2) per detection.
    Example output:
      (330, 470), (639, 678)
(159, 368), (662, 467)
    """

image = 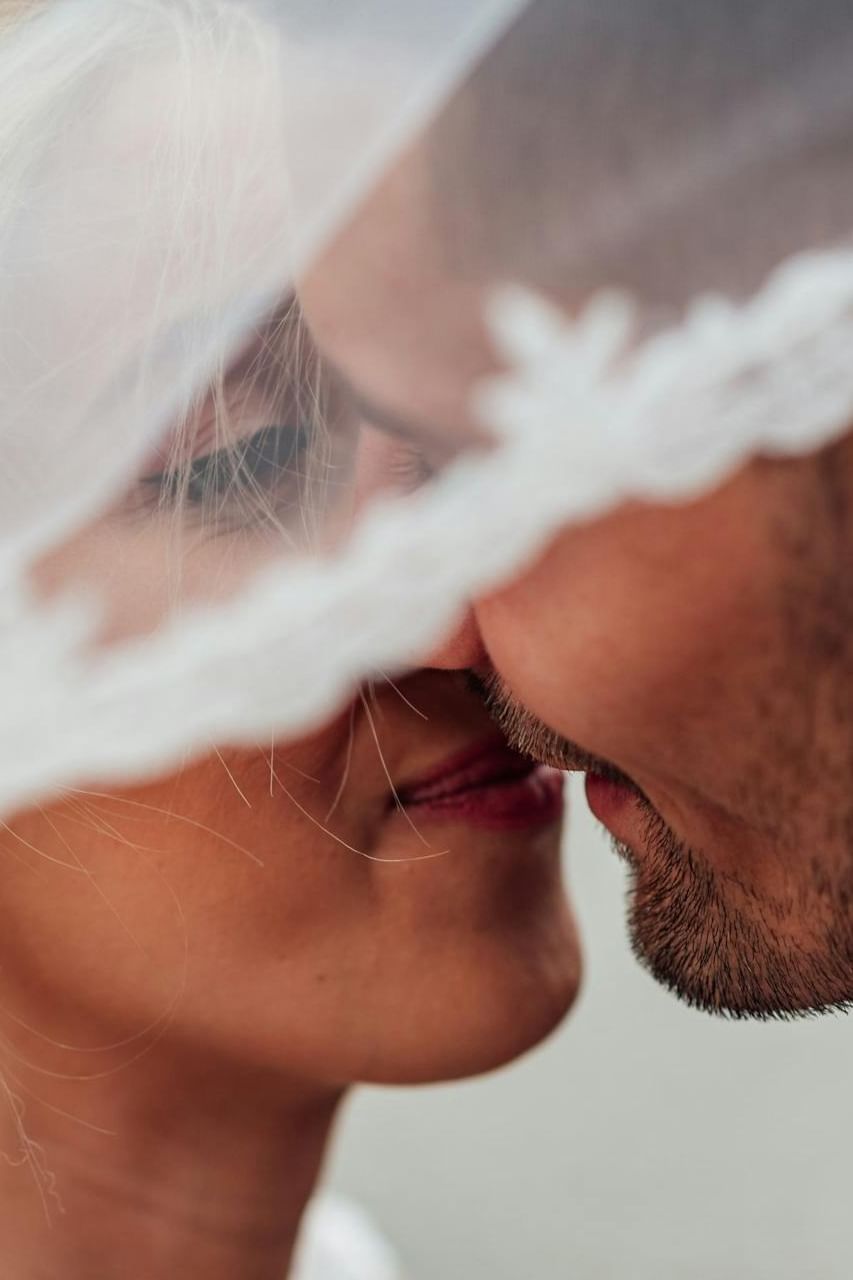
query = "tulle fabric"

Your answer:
(2, 0), (853, 815)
